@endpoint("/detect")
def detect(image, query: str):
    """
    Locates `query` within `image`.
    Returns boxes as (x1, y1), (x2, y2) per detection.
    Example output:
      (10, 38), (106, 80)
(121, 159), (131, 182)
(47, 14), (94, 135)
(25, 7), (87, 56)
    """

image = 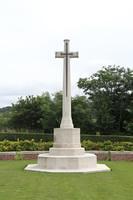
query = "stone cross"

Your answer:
(25, 39), (110, 173)
(55, 39), (78, 128)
